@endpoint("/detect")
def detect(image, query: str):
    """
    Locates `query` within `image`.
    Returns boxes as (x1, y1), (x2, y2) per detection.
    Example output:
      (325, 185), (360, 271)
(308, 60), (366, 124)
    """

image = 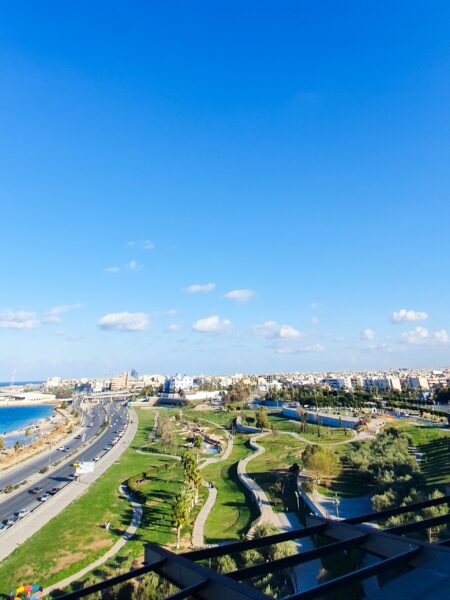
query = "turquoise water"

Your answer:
(0, 405), (54, 435)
